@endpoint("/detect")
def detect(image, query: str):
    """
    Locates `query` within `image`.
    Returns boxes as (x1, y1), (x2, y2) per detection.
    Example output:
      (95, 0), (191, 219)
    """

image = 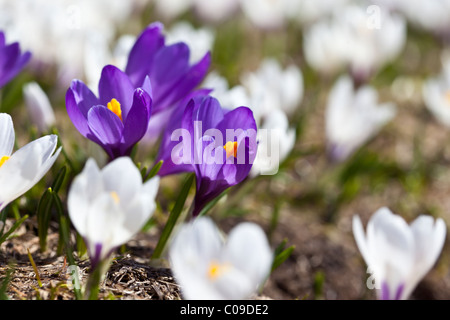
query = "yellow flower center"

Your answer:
(107, 98), (123, 121)
(0, 156), (10, 168)
(223, 141), (238, 158)
(110, 191), (120, 204)
(207, 261), (231, 281)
